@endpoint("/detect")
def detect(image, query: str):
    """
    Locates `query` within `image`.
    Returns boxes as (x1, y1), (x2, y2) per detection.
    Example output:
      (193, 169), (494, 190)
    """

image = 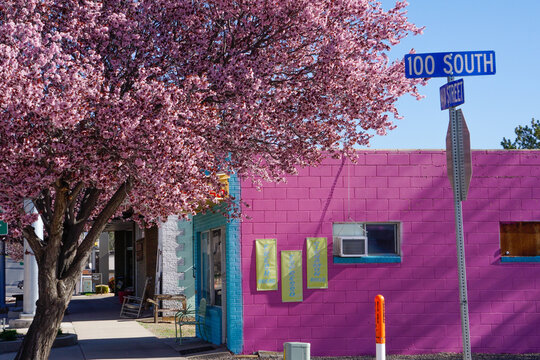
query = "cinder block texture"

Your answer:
(240, 150), (540, 356)
(193, 174), (243, 354)
(159, 216), (195, 310)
